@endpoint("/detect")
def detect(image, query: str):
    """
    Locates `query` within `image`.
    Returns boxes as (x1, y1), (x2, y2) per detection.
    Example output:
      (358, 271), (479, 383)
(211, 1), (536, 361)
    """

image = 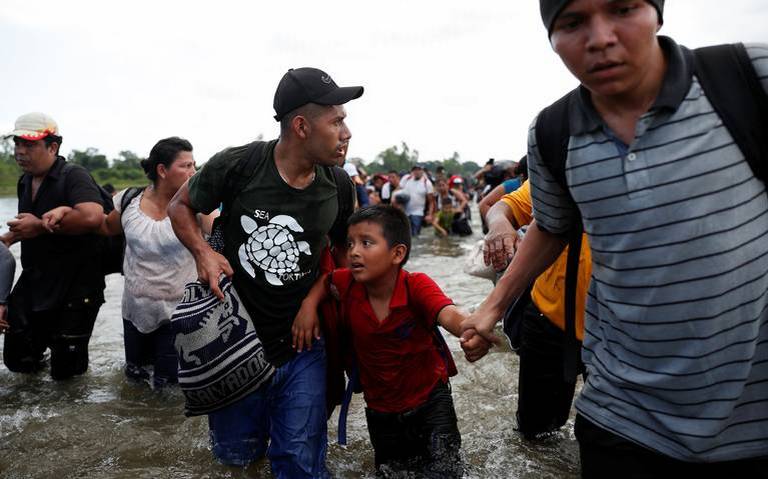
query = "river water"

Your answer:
(0, 197), (580, 478)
